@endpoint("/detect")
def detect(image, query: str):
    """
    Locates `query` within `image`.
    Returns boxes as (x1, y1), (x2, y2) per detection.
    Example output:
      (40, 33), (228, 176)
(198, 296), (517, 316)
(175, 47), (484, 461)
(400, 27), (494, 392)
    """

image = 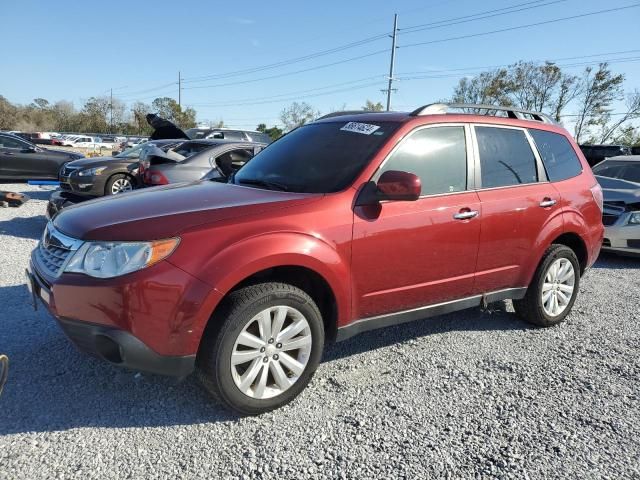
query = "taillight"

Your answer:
(145, 170), (169, 185)
(590, 183), (603, 213)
